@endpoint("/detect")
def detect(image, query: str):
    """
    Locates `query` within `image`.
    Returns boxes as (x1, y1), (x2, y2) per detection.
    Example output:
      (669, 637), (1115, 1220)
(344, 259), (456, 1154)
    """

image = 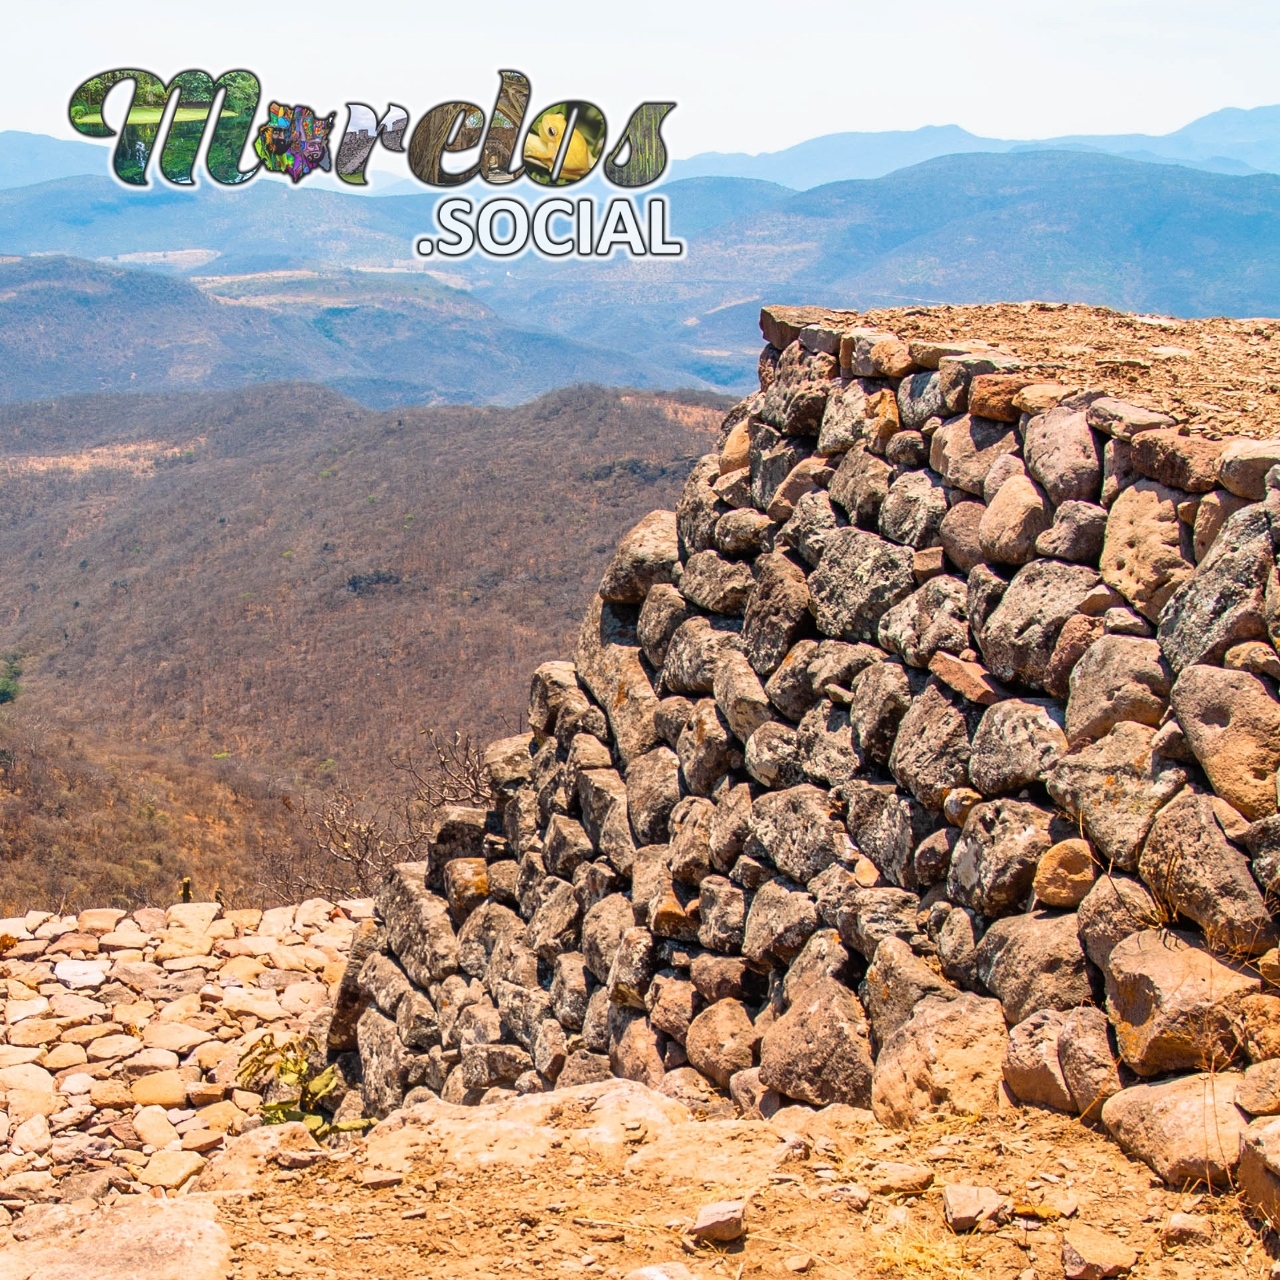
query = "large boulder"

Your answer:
(662, 616), (742, 695)
(978, 475), (1053, 566)
(1099, 480), (1193, 623)
(1104, 928), (1259, 1075)
(1158, 504), (1272, 671)
(929, 414), (1020, 495)
(847, 660), (913, 766)
(978, 560), (1101, 689)
(1138, 790), (1277, 955)
(974, 910), (1094, 1025)
(947, 800), (1058, 919)
(871, 993), (1008, 1127)
(598, 510), (680, 604)
(1064, 636), (1170, 744)
(888, 680), (973, 810)
(625, 748), (681, 848)
(1102, 1073), (1245, 1186)
(757, 976), (875, 1107)
(1170, 663), (1280, 820)
(1045, 722), (1186, 870)
(968, 699), (1067, 797)
(808, 529), (916, 643)
(879, 469), (949, 549)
